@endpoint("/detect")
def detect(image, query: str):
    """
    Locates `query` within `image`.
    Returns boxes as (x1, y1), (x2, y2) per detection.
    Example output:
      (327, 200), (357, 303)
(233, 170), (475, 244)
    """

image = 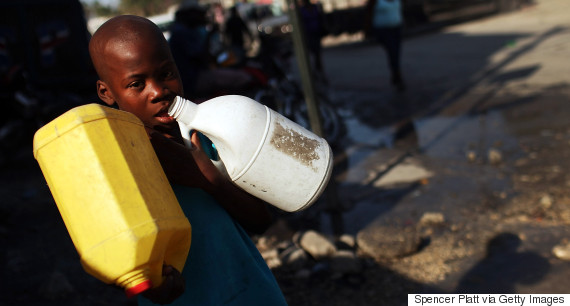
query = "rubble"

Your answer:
(539, 194), (553, 209)
(488, 148), (503, 164)
(256, 225), (404, 279)
(356, 225), (421, 260)
(419, 212), (446, 226)
(280, 245), (308, 269)
(466, 150), (477, 162)
(552, 242), (570, 261)
(295, 230), (337, 260)
(337, 234), (356, 249)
